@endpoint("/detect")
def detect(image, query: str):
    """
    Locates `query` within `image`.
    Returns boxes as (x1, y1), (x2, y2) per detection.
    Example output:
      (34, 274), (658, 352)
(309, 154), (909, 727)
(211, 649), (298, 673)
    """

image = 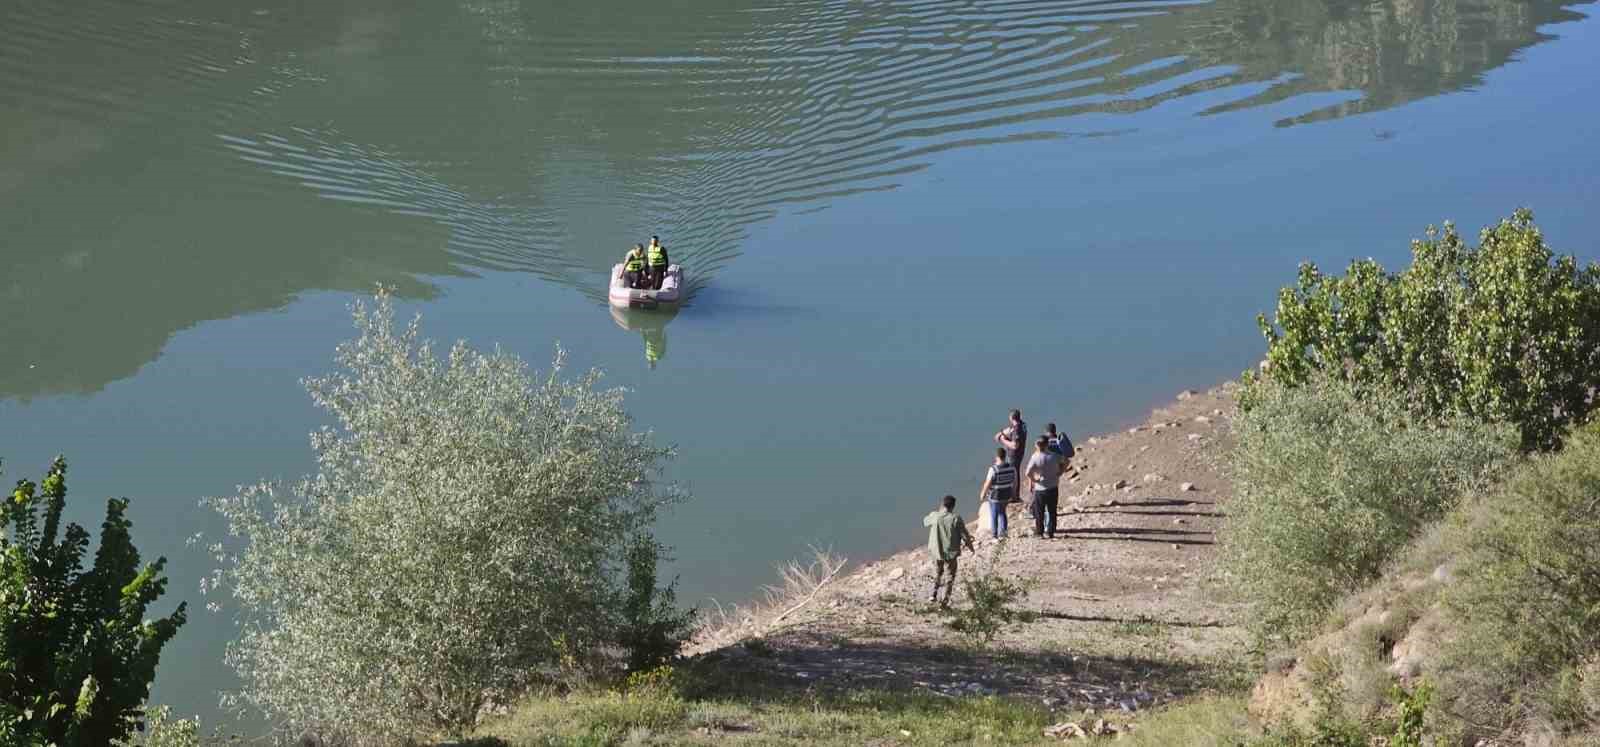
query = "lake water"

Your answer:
(3, 0), (1598, 729)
